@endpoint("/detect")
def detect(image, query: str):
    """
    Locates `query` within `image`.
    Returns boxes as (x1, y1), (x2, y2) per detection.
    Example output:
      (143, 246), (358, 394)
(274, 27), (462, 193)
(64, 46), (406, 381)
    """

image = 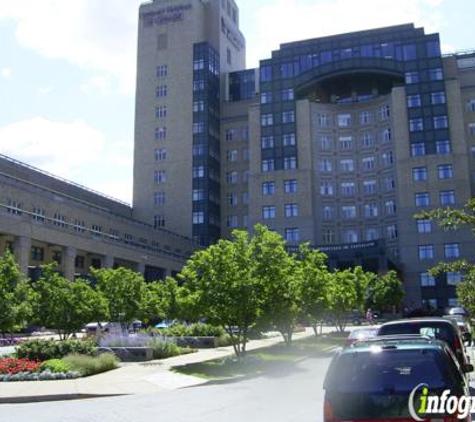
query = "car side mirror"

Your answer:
(463, 363), (474, 373)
